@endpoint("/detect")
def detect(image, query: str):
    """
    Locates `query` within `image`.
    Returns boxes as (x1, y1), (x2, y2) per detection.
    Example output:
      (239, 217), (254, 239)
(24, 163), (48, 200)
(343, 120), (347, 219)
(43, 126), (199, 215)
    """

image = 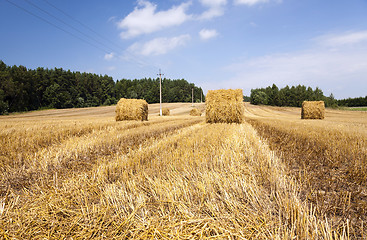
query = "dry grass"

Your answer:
(0, 103), (356, 238)
(301, 101), (325, 119)
(149, 103), (205, 116)
(245, 103), (367, 238)
(205, 89), (244, 123)
(115, 98), (148, 121)
(0, 116), (201, 194)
